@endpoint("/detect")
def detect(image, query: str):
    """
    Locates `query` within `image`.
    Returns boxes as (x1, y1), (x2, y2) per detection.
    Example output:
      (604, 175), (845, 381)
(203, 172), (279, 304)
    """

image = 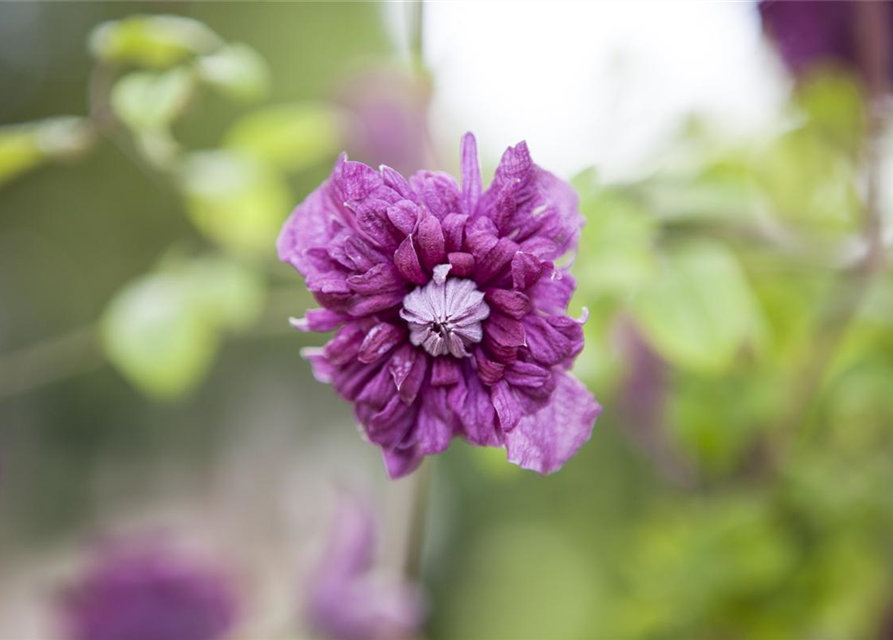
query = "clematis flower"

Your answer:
(278, 132), (601, 478)
(759, 0), (893, 86)
(305, 497), (423, 640)
(334, 65), (431, 175)
(58, 541), (238, 640)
